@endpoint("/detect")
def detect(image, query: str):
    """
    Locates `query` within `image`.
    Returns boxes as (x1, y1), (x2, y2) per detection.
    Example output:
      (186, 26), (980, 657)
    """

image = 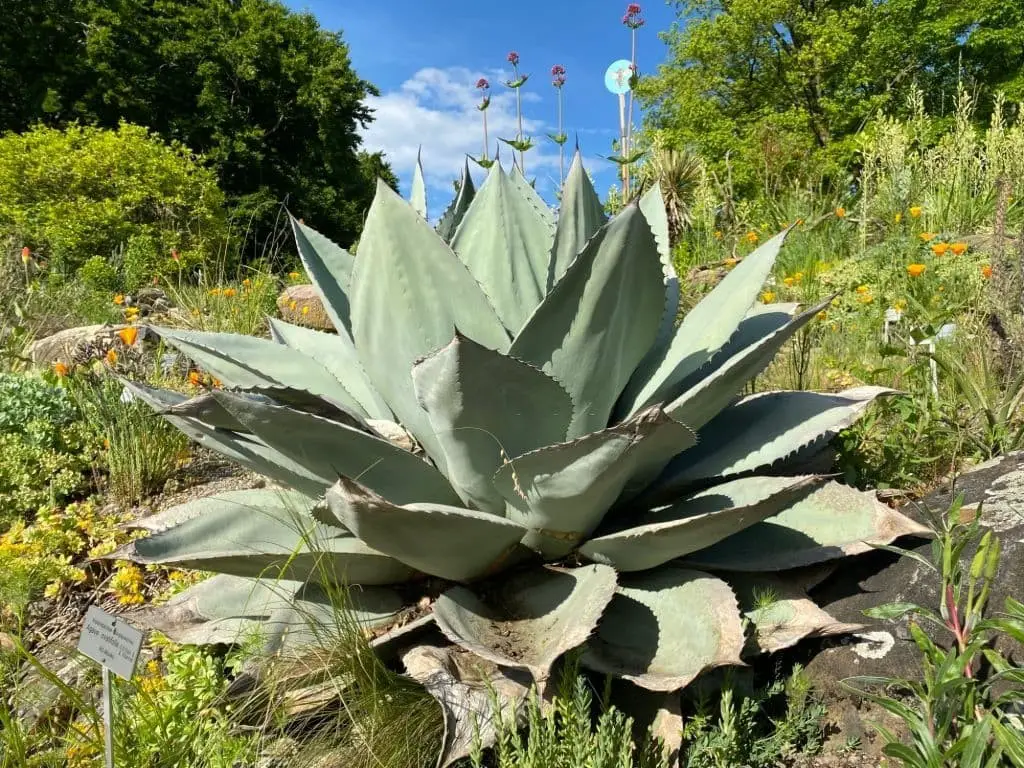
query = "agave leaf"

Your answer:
(546, 151), (606, 291)
(402, 643), (530, 768)
(510, 204), (666, 437)
(433, 564), (617, 682)
(150, 326), (364, 417)
(349, 180), (510, 470)
(325, 477), (528, 582)
(136, 574), (402, 650)
(652, 386), (894, 495)
(450, 164), (553, 332)
(411, 147), (428, 218)
(213, 390), (462, 507)
(582, 566), (745, 691)
(619, 228), (791, 416)
(667, 296), (834, 431)
(579, 476), (824, 572)
(637, 181), (674, 278)
(127, 489), (314, 533)
(412, 333), (574, 514)
(122, 380), (328, 497)
(508, 163), (556, 230)
(683, 481), (931, 571)
(290, 216), (355, 334)
(111, 493), (416, 584)
(436, 161), (477, 242)
(160, 391), (258, 430)
(726, 573), (863, 655)
(491, 406), (696, 558)
(268, 318), (393, 421)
